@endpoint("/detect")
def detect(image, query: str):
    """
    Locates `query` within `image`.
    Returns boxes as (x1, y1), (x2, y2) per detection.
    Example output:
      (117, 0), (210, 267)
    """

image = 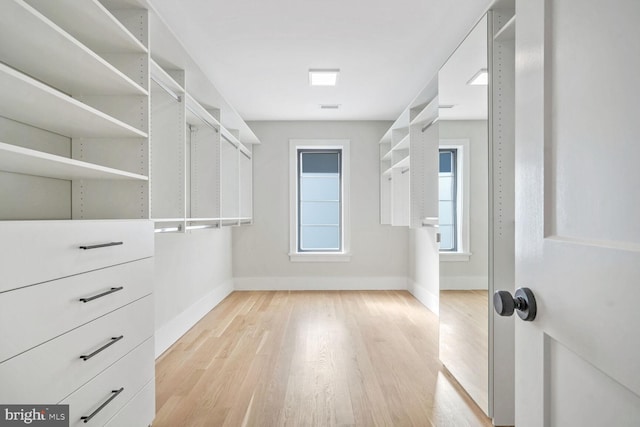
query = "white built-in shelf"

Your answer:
(494, 15), (516, 42)
(187, 218), (221, 222)
(410, 97), (439, 125)
(150, 59), (185, 96)
(393, 155), (410, 169)
(25, 0), (148, 54)
(382, 167), (393, 176)
(391, 134), (410, 151)
(0, 63), (147, 139)
(382, 150), (392, 161)
(0, 0), (147, 96)
(0, 142), (148, 181)
(152, 218), (185, 223)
